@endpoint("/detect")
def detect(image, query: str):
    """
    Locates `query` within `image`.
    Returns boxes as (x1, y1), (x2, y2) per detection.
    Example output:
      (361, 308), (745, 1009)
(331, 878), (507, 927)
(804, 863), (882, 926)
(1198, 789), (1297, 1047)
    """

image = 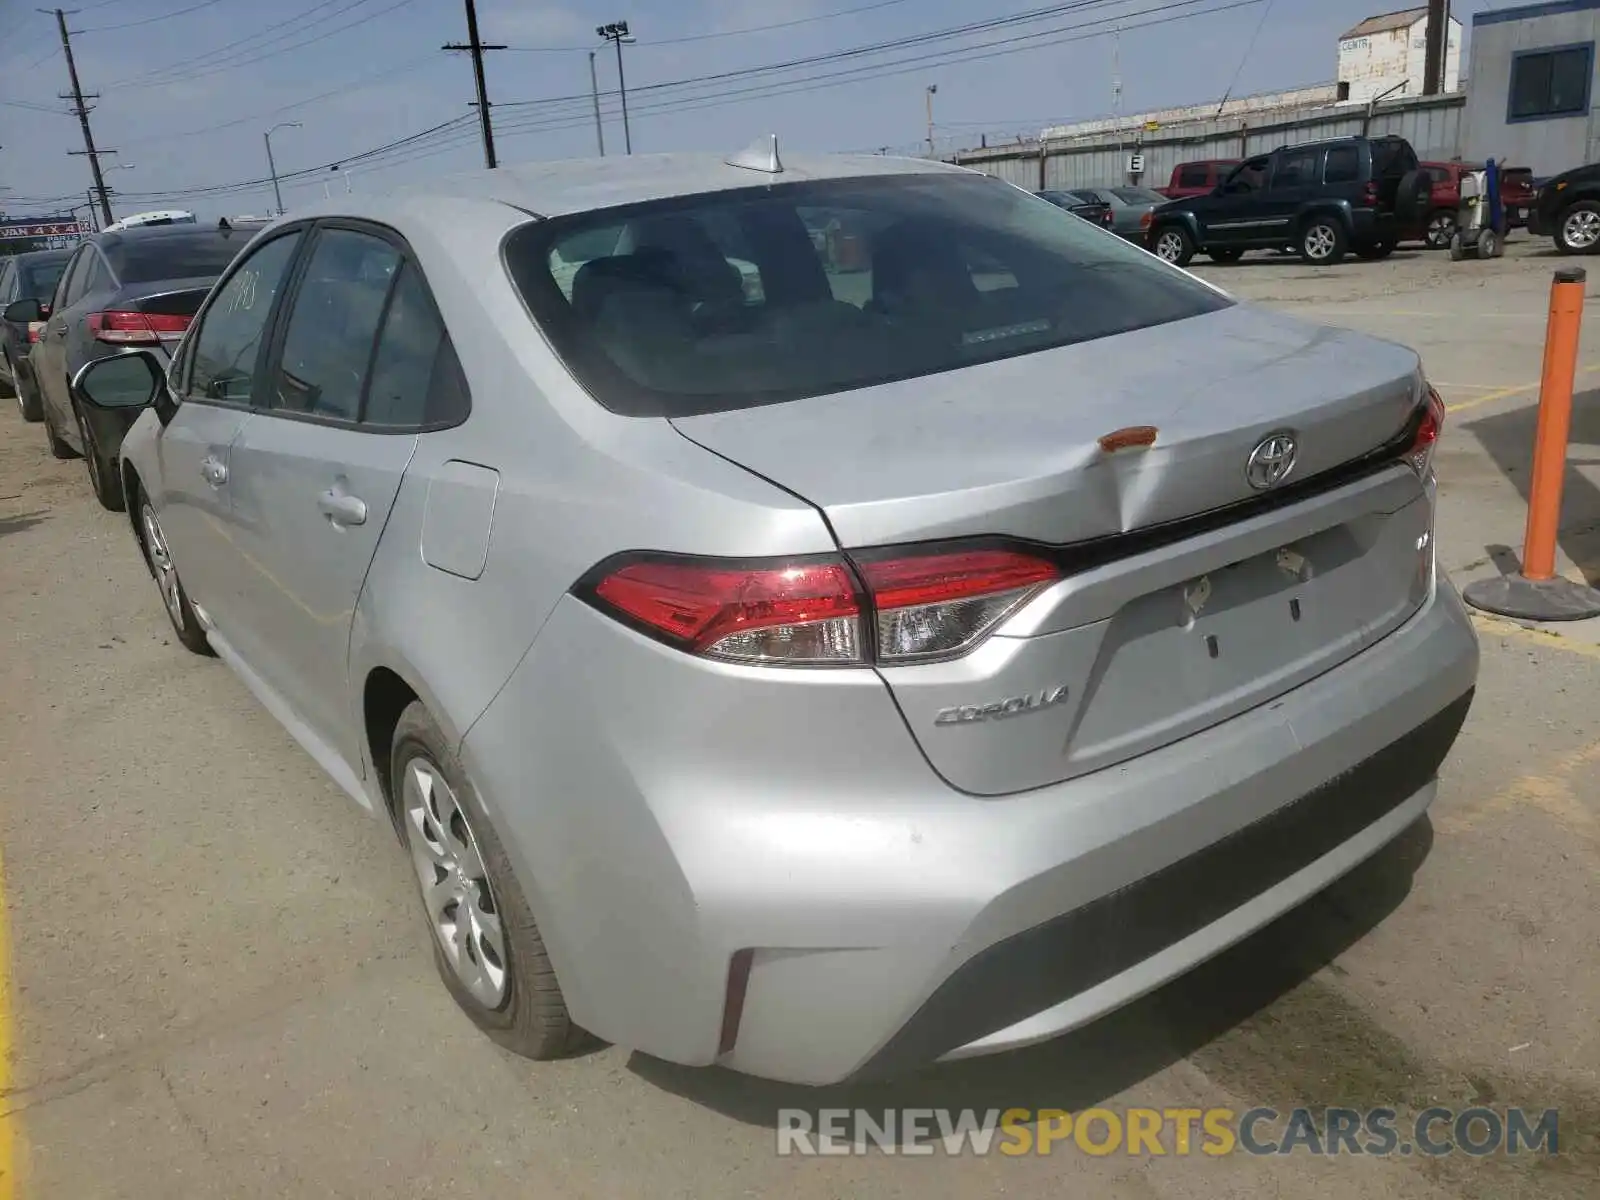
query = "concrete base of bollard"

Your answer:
(1463, 574), (1600, 621)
